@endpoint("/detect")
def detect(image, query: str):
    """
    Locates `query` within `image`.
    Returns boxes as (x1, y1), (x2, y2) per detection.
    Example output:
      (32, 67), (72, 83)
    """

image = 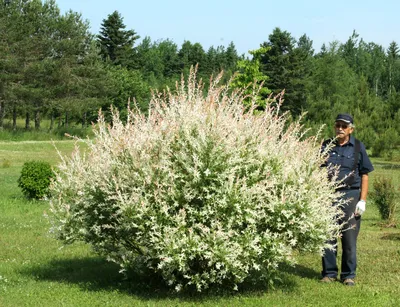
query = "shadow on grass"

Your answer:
(279, 263), (321, 280)
(19, 256), (320, 301)
(381, 233), (400, 241)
